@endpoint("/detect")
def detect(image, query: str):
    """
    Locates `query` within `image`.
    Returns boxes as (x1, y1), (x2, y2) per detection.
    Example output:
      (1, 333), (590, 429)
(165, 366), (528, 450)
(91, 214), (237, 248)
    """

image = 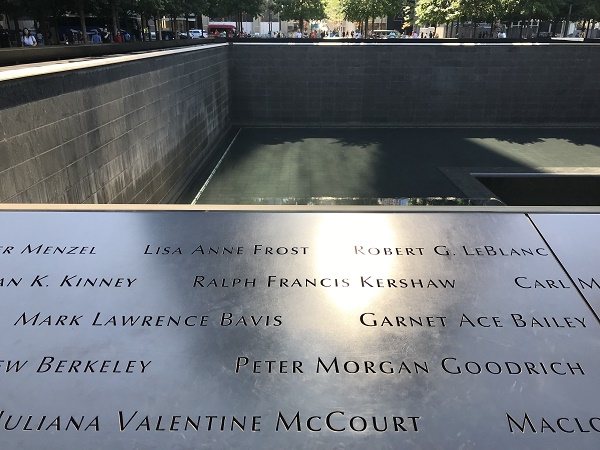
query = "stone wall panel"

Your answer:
(232, 43), (600, 127)
(0, 44), (231, 204)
